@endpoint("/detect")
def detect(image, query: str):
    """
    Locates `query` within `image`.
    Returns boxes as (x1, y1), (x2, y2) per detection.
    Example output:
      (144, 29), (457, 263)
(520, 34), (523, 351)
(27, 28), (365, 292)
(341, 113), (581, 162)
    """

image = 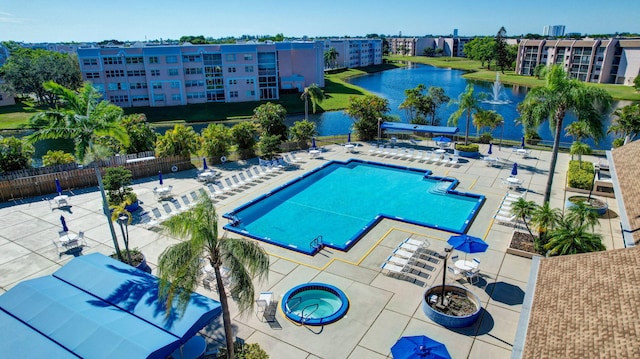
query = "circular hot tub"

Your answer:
(281, 283), (349, 326)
